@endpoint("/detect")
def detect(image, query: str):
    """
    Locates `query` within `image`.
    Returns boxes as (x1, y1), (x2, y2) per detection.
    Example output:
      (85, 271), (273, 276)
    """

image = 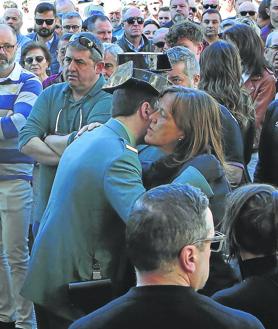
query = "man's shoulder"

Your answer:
(197, 293), (264, 328)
